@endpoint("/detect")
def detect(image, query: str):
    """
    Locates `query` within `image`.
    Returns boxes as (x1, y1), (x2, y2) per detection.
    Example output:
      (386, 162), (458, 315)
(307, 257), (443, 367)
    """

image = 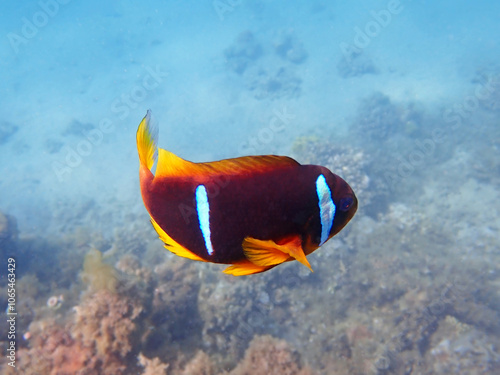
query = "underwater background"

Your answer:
(1, 0), (500, 374)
